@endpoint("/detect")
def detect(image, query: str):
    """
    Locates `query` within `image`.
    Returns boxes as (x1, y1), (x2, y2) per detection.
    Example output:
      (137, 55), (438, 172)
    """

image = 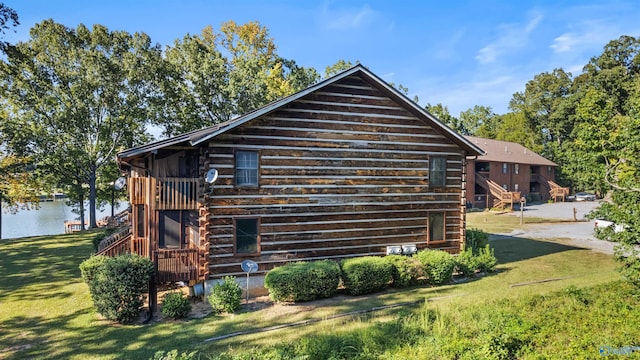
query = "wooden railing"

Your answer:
(532, 174), (569, 202)
(128, 177), (199, 210)
(97, 226), (132, 253)
(475, 172), (520, 210)
(157, 177), (199, 210)
(155, 248), (200, 283)
(97, 233), (148, 258)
